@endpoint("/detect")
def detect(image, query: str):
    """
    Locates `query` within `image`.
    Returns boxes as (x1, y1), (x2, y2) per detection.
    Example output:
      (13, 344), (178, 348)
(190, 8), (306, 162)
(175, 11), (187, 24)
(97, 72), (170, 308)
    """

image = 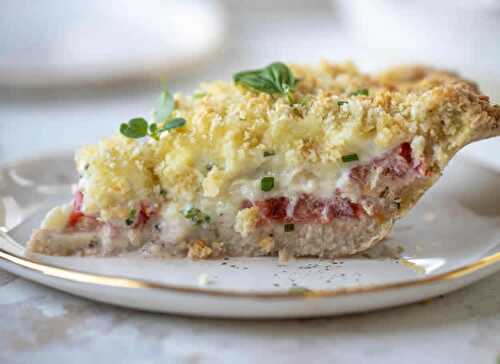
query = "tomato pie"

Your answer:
(28, 61), (500, 259)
